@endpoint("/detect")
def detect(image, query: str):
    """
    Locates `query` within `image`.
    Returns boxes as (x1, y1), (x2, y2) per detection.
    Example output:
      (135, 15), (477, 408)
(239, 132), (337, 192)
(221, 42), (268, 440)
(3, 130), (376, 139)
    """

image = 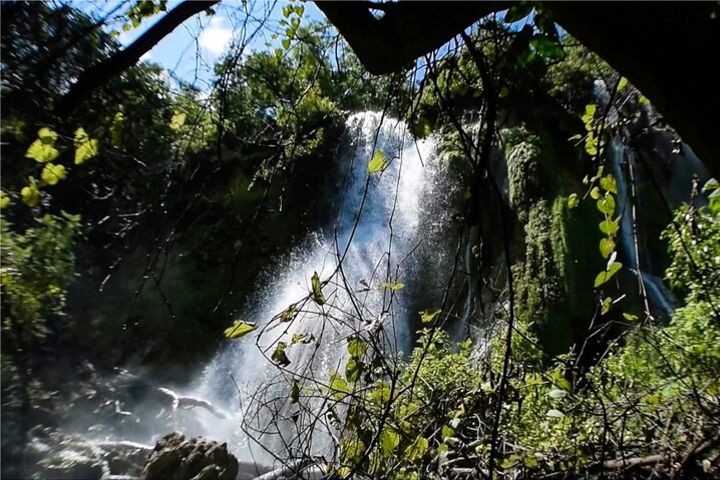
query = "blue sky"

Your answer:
(78, 0), (324, 89)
